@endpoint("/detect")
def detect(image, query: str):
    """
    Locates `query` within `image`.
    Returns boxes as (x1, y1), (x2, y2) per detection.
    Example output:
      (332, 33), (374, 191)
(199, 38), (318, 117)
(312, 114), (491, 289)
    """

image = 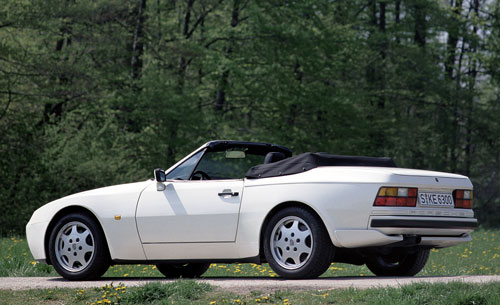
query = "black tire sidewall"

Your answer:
(48, 212), (109, 280)
(263, 207), (334, 279)
(156, 264), (183, 278)
(156, 263), (210, 278)
(366, 248), (430, 276)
